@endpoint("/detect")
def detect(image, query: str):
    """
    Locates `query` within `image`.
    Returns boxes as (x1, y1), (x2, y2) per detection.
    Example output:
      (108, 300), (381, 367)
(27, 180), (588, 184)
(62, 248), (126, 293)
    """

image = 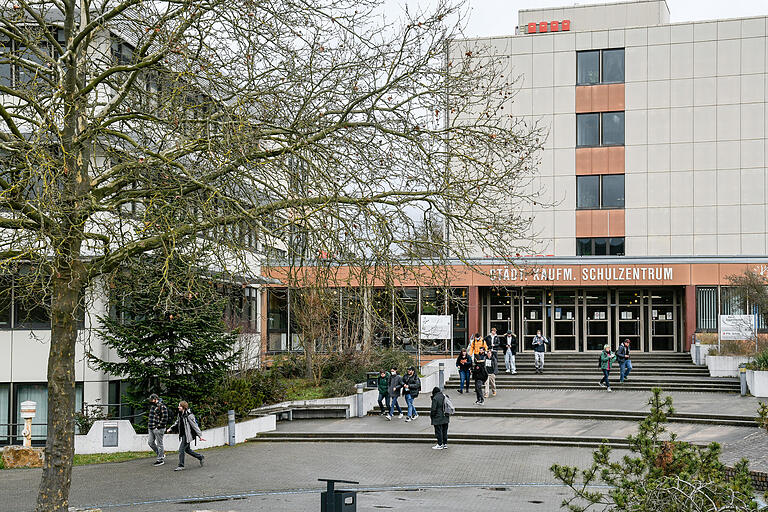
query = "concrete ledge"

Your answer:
(74, 415), (276, 455)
